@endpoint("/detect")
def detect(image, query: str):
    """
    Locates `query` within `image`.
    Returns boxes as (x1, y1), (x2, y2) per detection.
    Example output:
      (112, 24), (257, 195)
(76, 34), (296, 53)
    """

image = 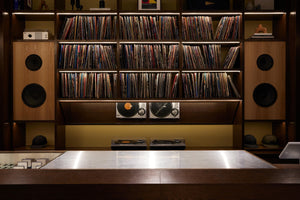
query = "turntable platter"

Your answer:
(117, 103), (139, 117)
(150, 103), (172, 118)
